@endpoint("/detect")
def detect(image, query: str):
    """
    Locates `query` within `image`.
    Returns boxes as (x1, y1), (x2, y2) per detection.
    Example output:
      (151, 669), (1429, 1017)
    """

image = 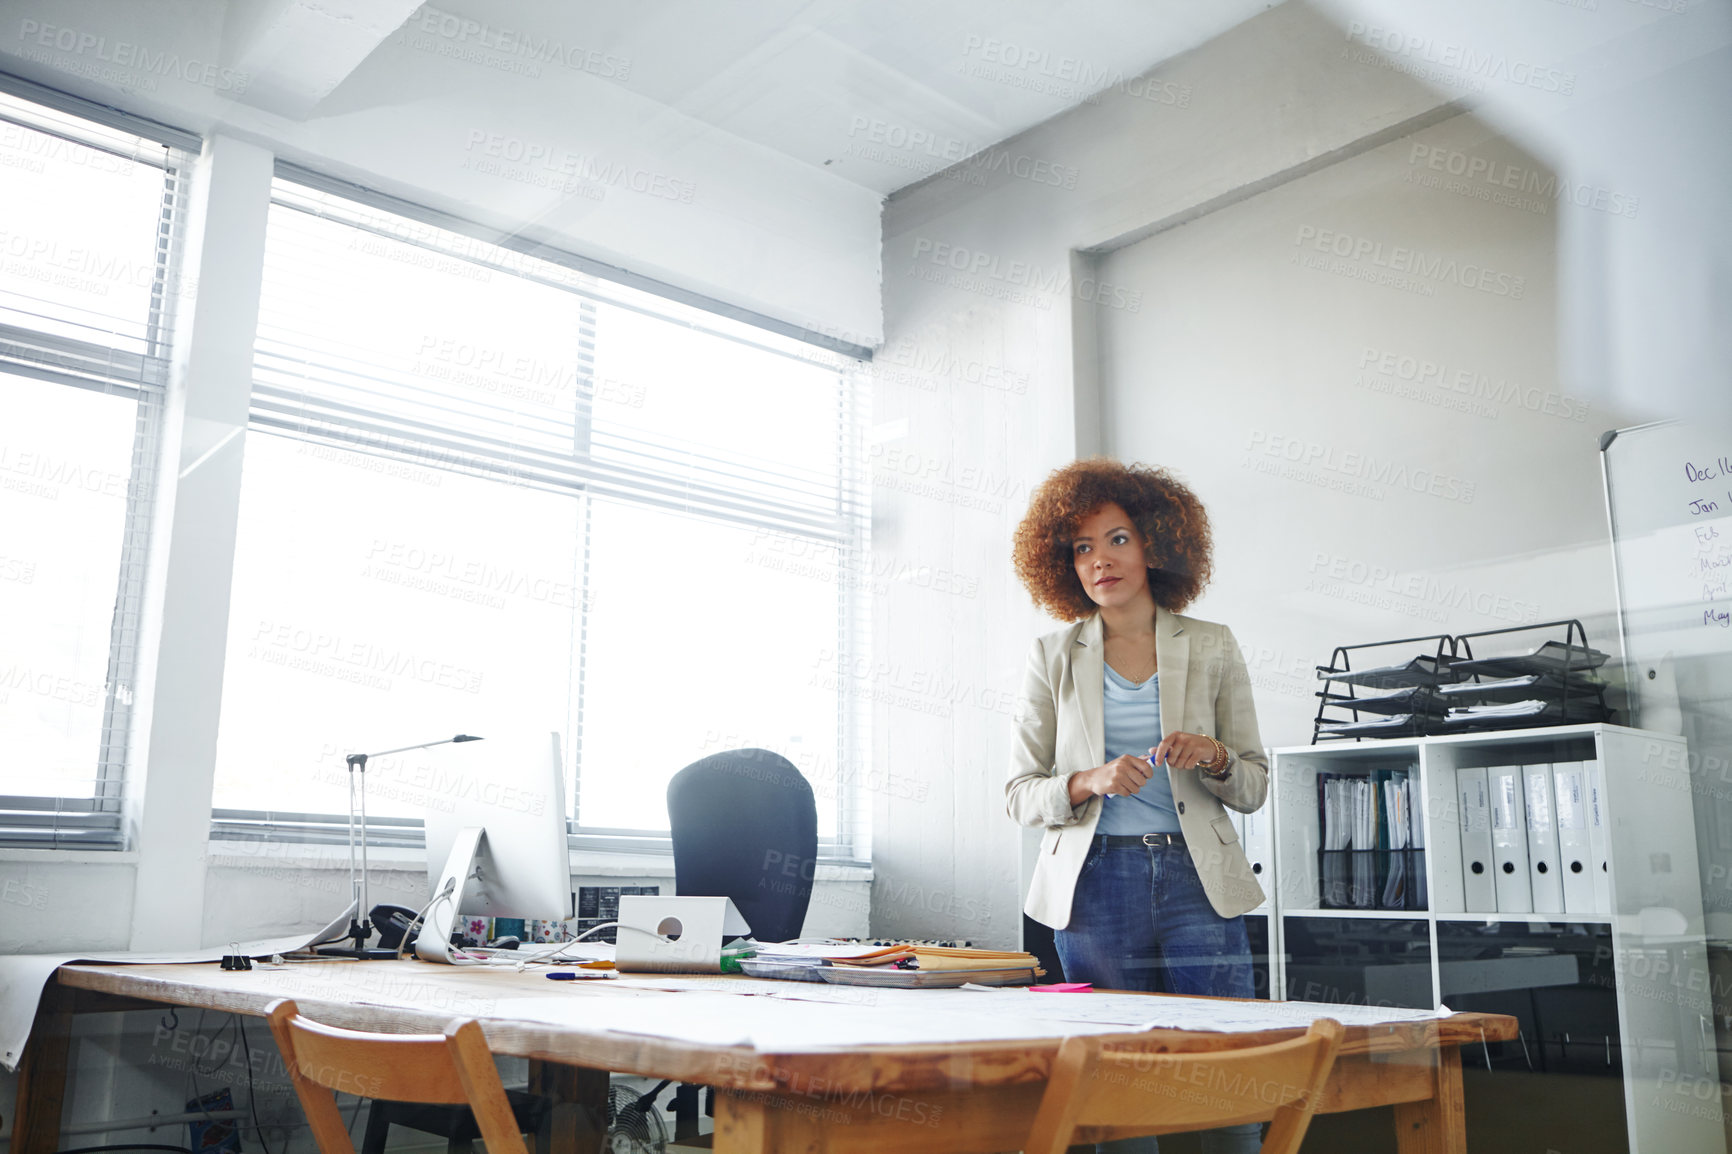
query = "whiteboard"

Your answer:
(1602, 420), (1732, 936)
